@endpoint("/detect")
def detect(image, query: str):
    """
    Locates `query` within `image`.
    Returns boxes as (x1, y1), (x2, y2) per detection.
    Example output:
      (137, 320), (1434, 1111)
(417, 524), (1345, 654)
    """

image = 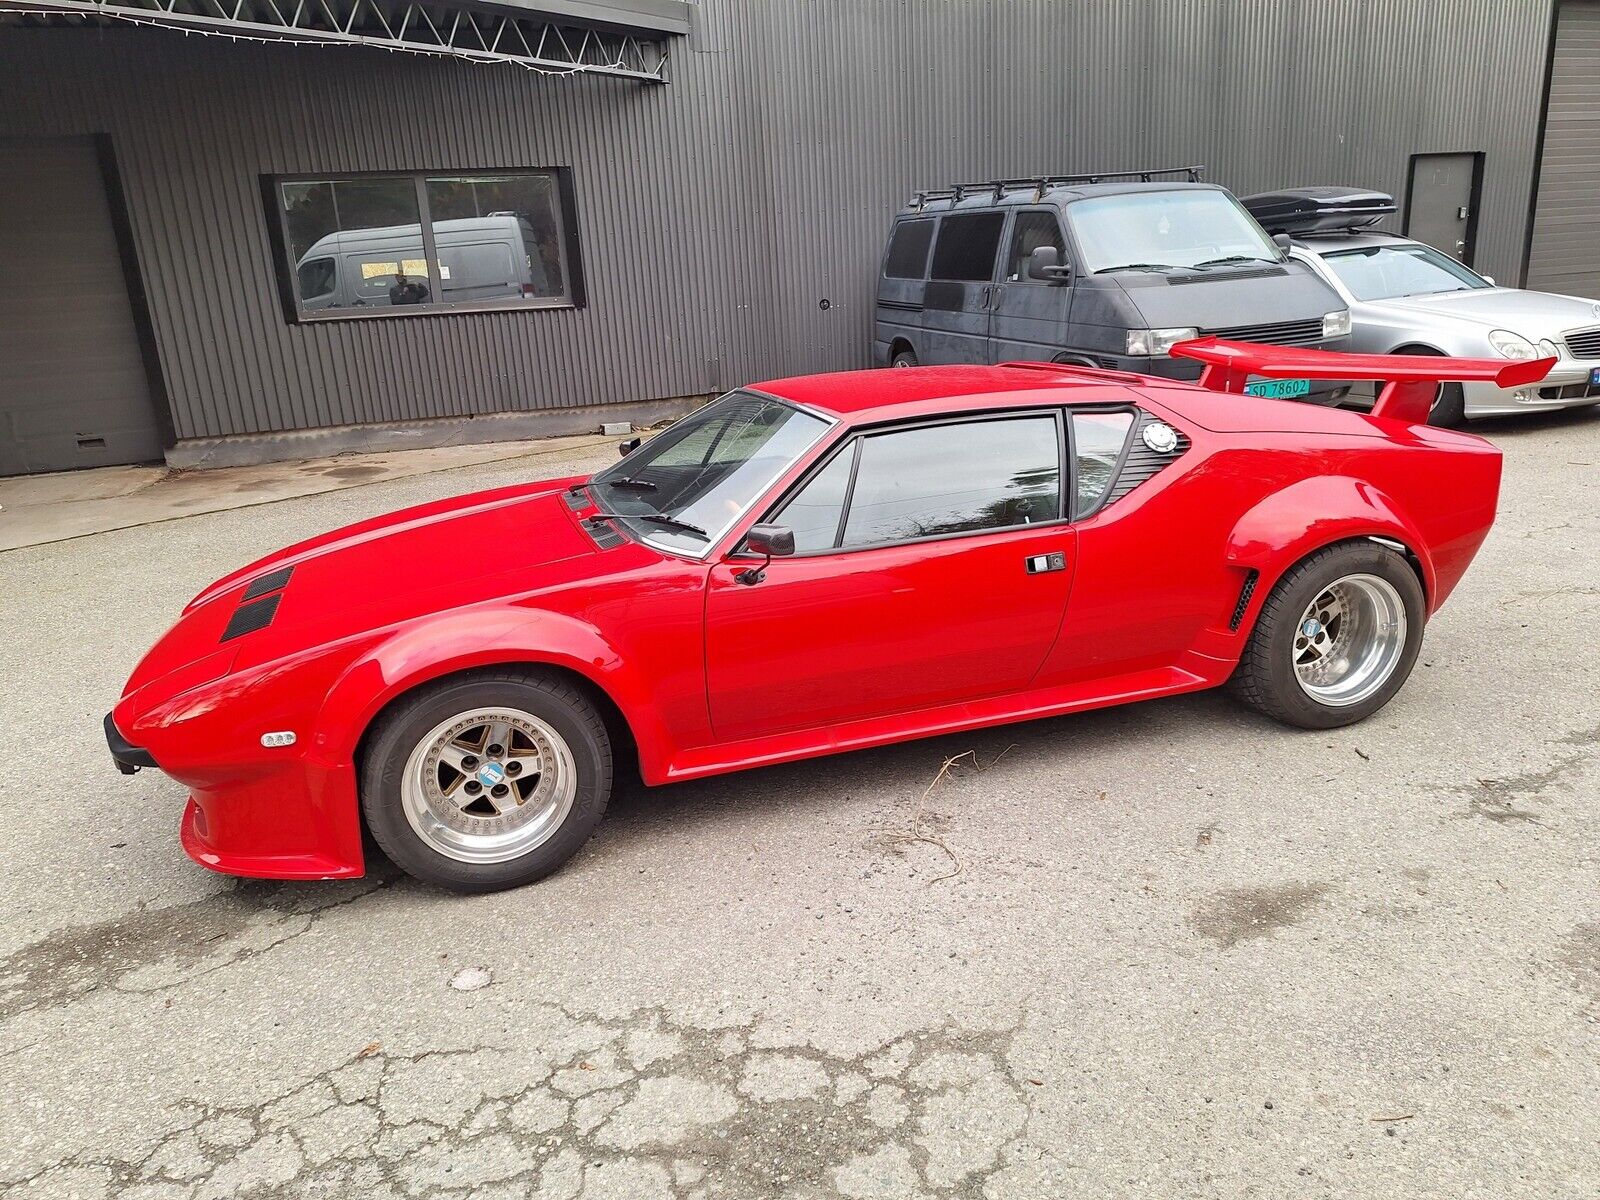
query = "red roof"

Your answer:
(755, 364), (1134, 422)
